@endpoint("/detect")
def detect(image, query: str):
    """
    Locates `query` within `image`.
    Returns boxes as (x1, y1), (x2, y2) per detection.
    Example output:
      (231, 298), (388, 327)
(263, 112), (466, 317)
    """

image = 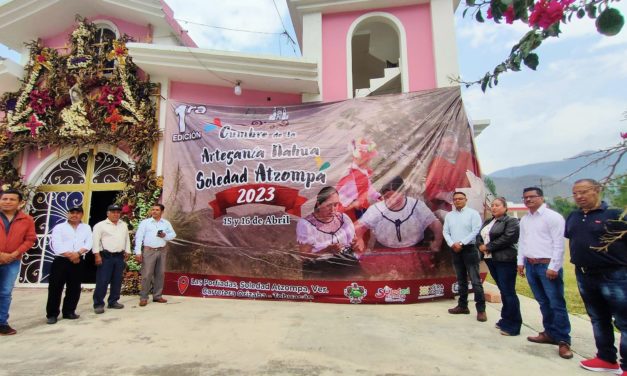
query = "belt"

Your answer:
(143, 246), (164, 251)
(101, 250), (124, 257)
(578, 265), (627, 274)
(526, 257), (551, 265)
